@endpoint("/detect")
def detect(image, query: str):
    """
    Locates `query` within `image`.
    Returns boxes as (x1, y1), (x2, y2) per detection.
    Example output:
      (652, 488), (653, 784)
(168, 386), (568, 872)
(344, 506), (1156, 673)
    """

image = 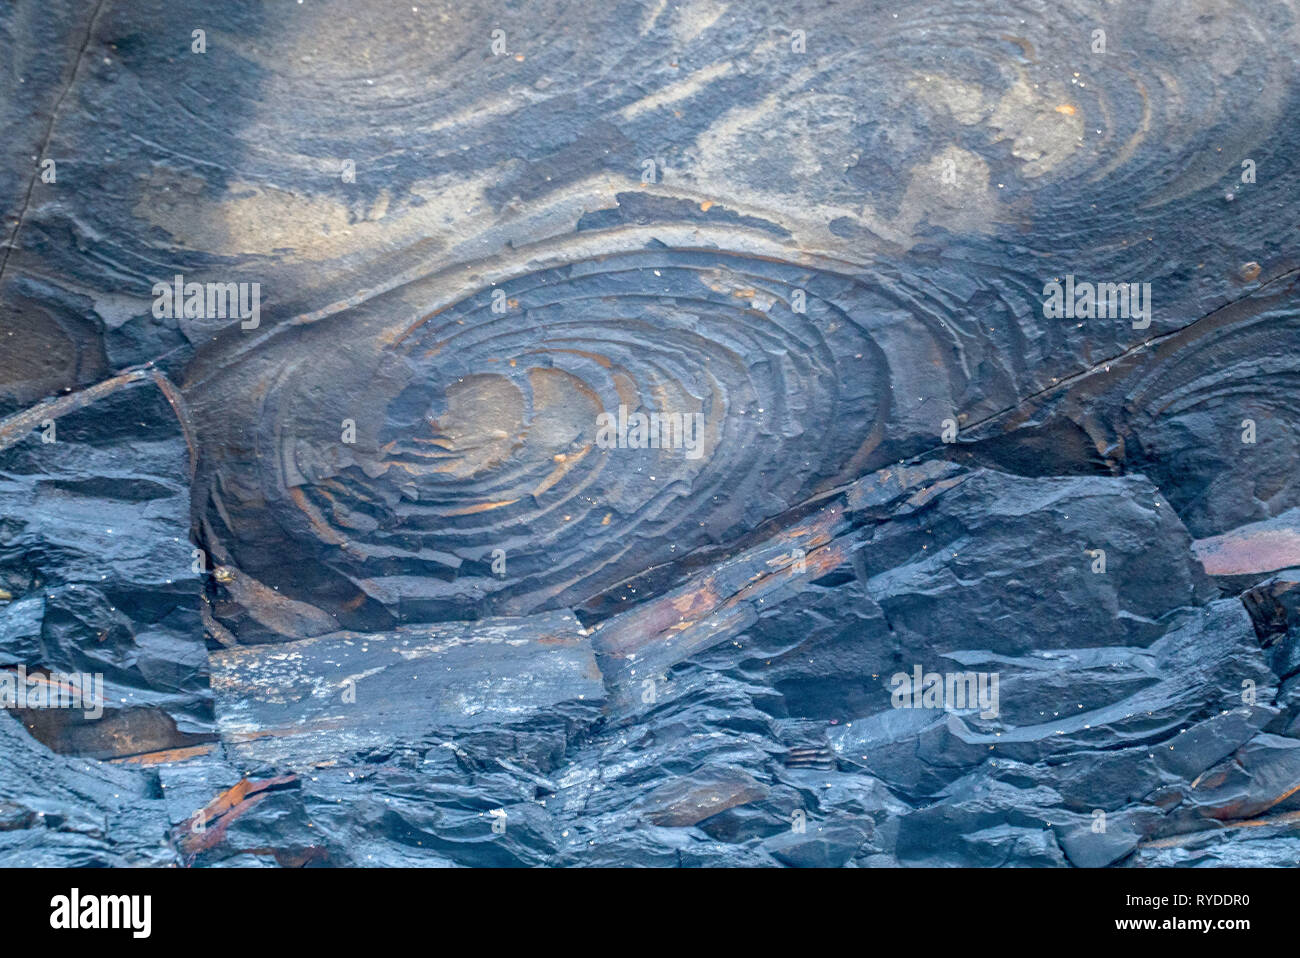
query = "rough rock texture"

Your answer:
(1, 0), (1299, 866)
(0, 375), (212, 759)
